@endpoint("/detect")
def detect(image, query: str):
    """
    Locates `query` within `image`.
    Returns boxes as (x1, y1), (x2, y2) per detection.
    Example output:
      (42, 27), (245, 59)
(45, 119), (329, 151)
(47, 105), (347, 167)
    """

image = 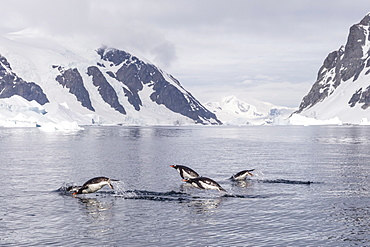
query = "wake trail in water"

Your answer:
(110, 181), (186, 201)
(56, 179), (309, 202)
(114, 189), (193, 202)
(255, 179), (320, 185)
(57, 184), (264, 201)
(223, 193), (272, 199)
